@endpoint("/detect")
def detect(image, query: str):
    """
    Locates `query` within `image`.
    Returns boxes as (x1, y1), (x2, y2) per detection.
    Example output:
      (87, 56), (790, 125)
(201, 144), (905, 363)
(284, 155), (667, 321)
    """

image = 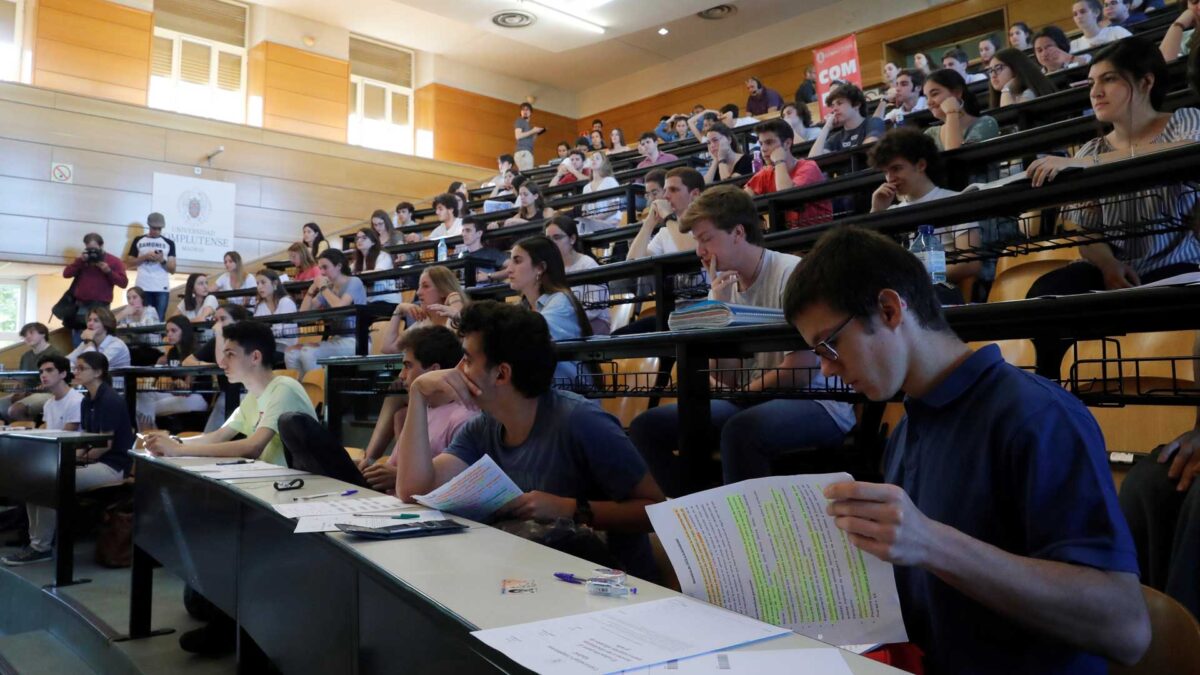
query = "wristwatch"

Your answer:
(573, 496), (594, 527)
